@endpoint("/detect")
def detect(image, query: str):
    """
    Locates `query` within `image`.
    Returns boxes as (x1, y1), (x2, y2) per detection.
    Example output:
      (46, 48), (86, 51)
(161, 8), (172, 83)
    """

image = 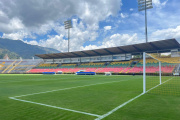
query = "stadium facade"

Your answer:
(0, 39), (180, 74)
(36, 39), (180, 64)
